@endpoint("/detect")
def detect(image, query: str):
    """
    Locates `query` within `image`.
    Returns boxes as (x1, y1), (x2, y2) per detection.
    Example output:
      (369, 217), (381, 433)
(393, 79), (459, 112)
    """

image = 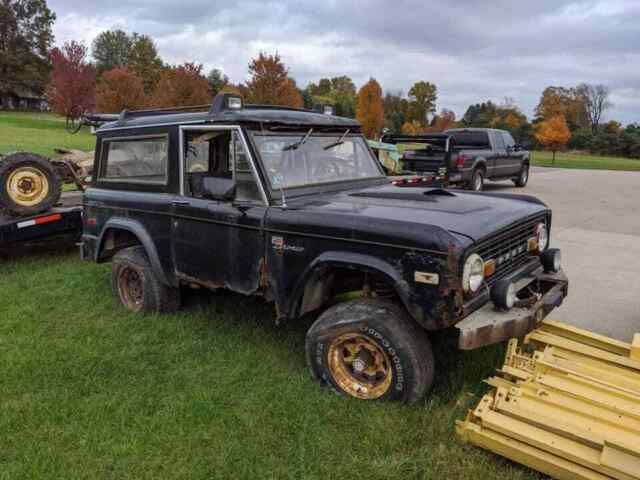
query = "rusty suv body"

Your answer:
(80, 93), (568, 403)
